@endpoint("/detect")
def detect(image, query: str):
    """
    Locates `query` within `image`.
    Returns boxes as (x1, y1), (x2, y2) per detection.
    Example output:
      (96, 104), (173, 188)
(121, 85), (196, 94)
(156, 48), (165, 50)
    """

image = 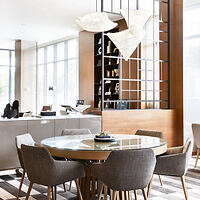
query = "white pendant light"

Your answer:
(76, 12), (118, 32)
(107, 10), (151, 61)
(120, 9), (152, 29)
(107, 25), (144, 61)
